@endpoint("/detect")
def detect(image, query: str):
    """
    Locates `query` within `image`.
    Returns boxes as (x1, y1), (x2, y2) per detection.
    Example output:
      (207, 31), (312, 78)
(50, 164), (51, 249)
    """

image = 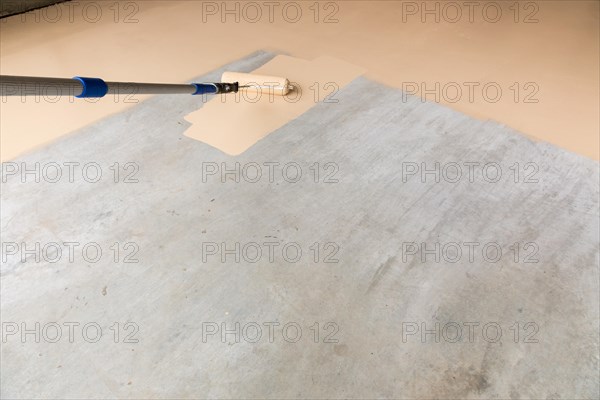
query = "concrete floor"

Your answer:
(1, 52), (599, 399)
